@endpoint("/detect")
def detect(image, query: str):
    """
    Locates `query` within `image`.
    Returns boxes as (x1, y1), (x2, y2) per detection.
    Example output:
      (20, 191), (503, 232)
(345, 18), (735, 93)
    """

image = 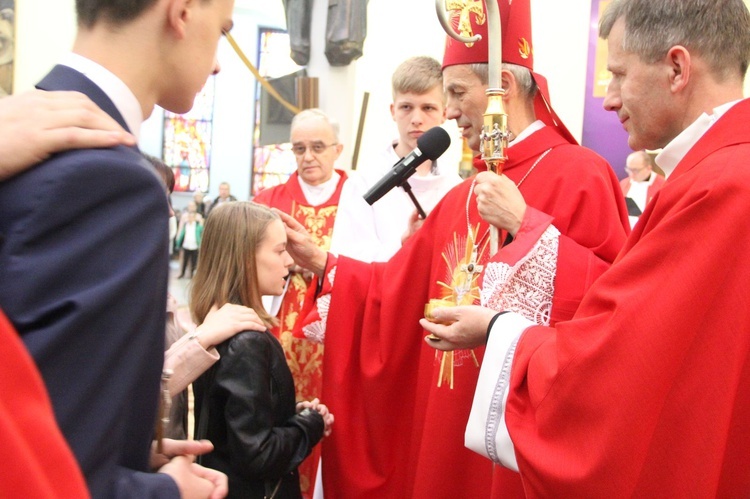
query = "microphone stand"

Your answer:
(400, 180), (427, 219)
